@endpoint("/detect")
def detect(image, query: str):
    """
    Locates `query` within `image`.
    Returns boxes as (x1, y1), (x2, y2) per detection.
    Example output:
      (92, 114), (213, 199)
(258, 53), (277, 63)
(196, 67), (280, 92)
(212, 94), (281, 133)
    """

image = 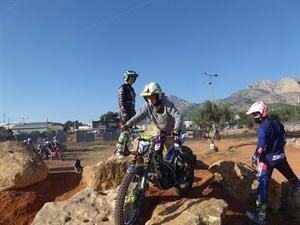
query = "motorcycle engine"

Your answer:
(158, 164), (175, 190)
